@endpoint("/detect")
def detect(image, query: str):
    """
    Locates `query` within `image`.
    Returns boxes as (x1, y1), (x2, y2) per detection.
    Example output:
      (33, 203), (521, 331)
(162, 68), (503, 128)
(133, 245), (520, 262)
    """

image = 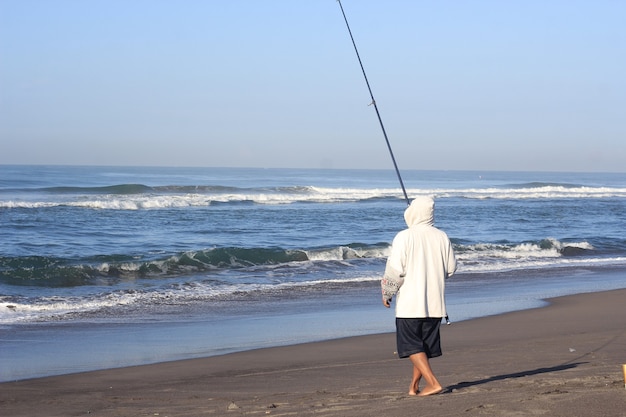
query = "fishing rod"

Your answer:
(337, 0), (410, 206)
